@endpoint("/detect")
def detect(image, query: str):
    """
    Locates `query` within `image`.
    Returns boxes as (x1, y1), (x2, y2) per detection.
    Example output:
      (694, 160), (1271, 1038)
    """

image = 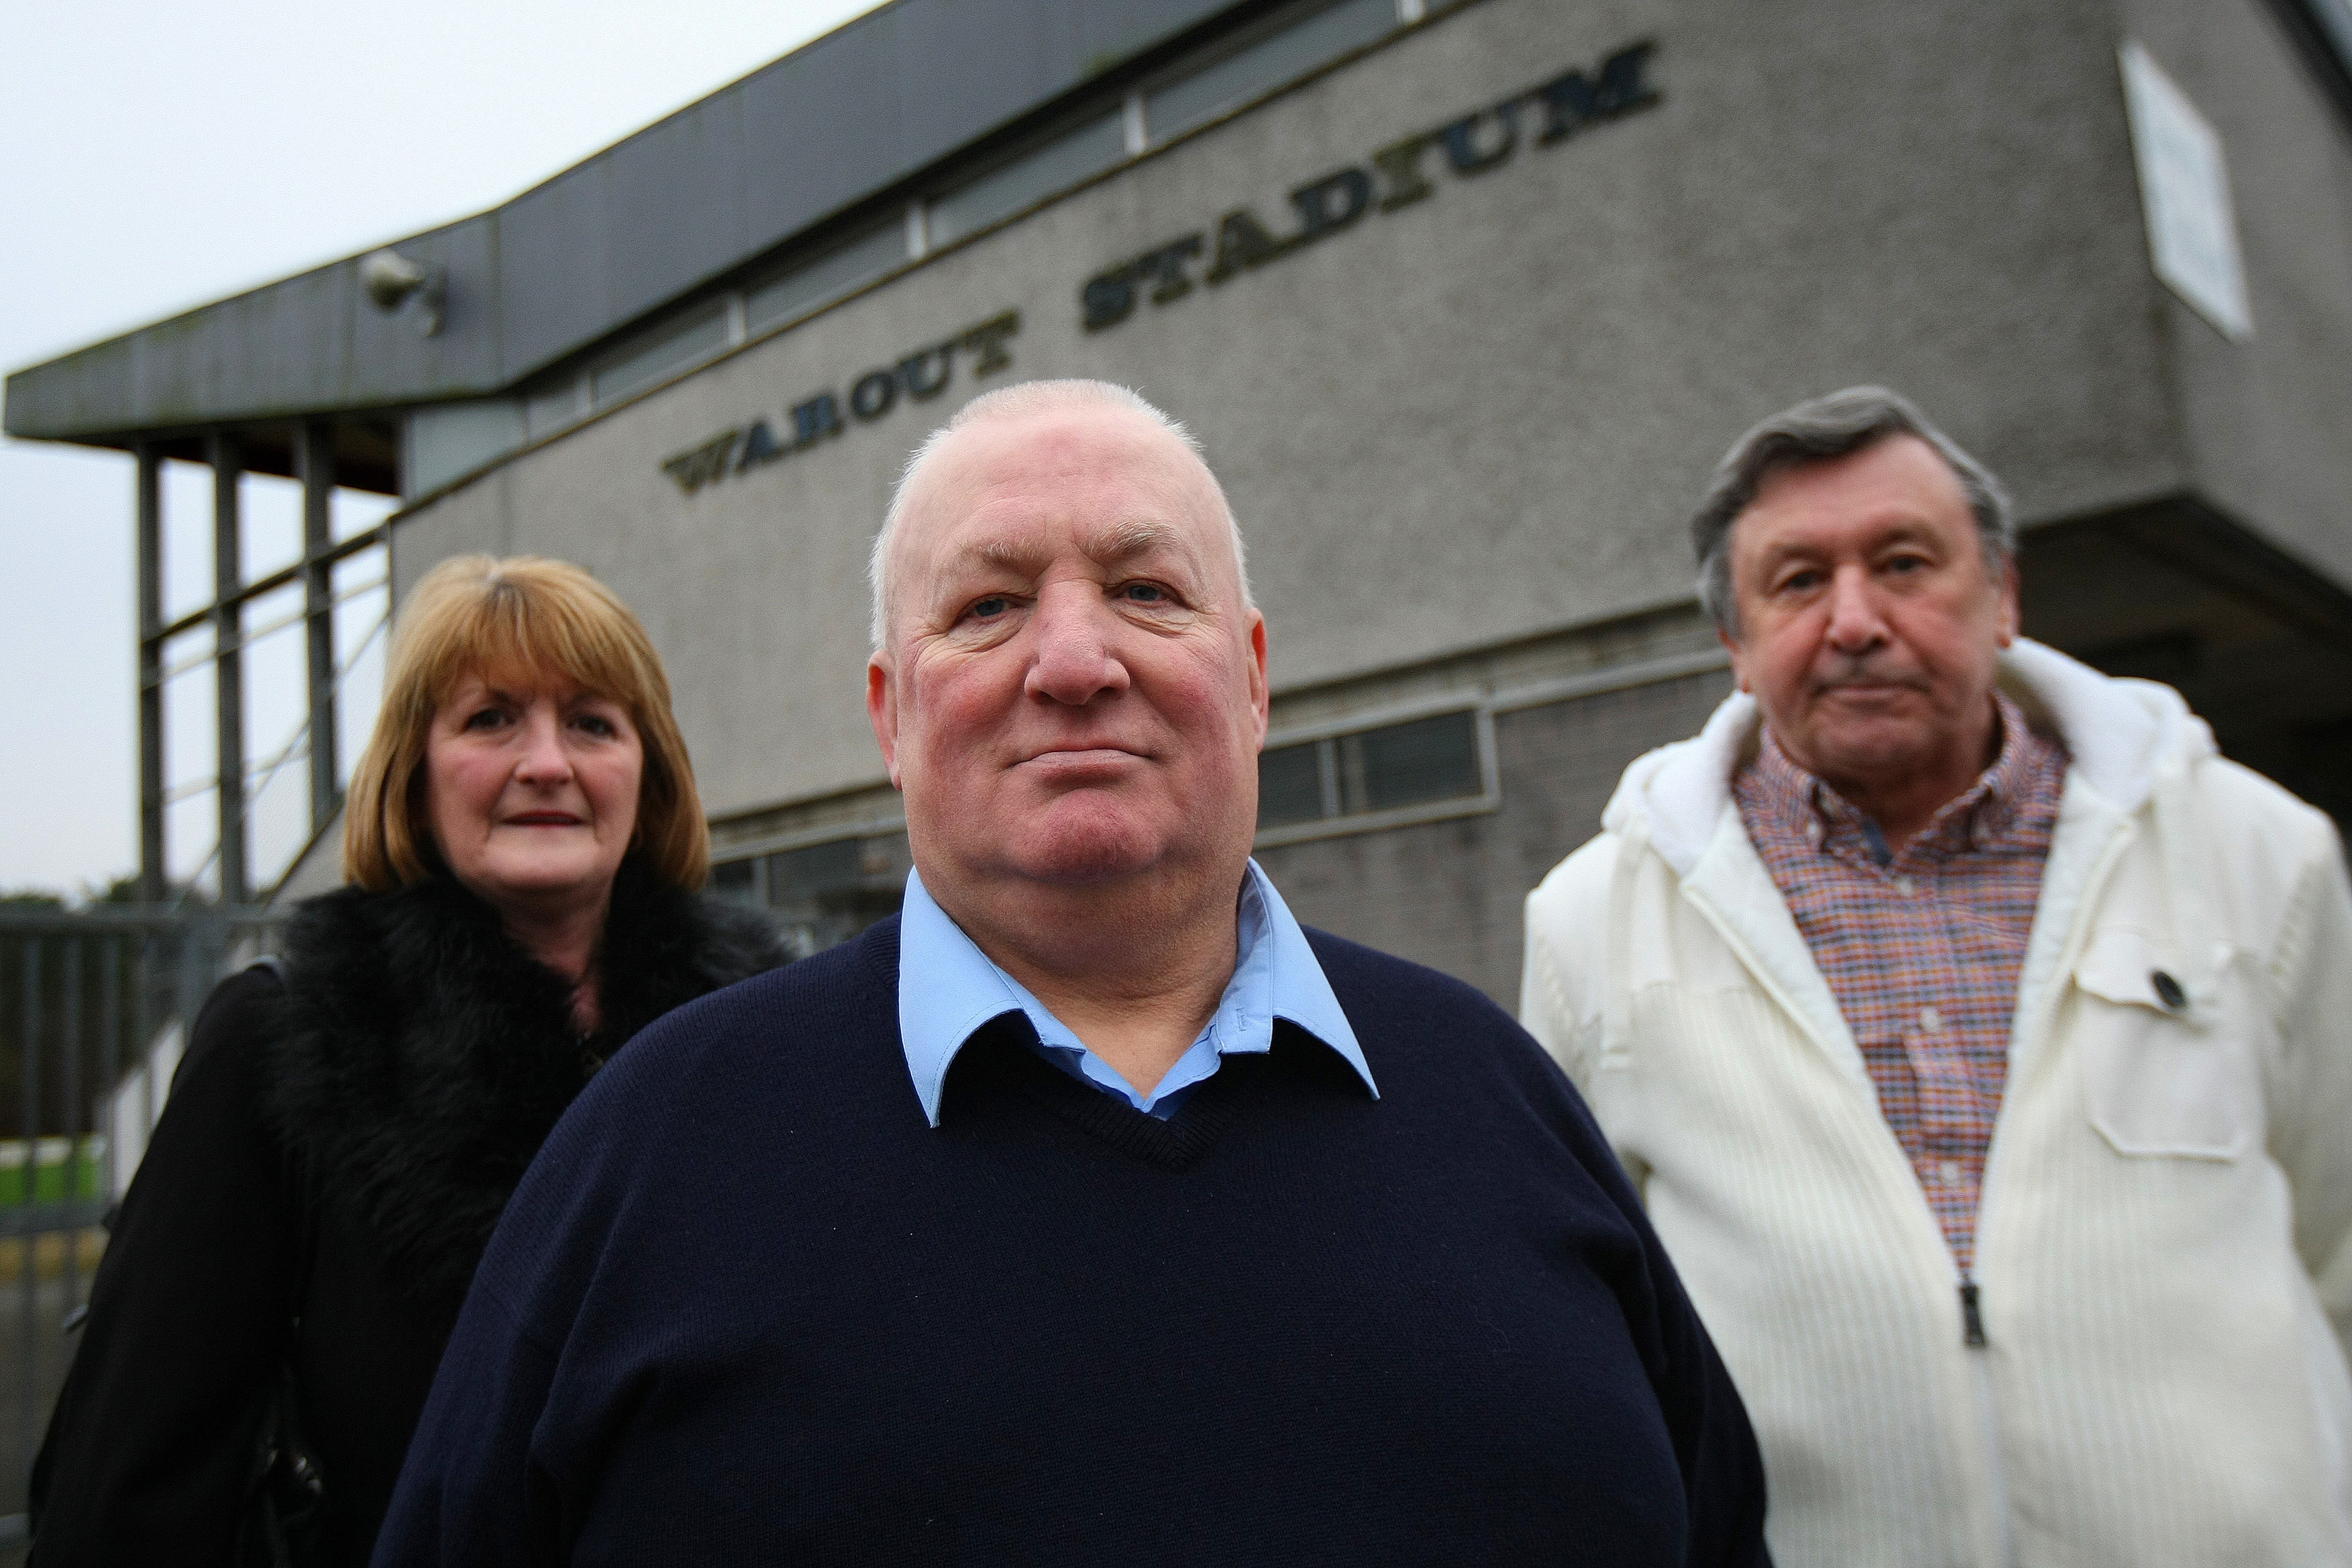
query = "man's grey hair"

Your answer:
(1691, 385), (2015, 636)
(868, 378), (1252, 651)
